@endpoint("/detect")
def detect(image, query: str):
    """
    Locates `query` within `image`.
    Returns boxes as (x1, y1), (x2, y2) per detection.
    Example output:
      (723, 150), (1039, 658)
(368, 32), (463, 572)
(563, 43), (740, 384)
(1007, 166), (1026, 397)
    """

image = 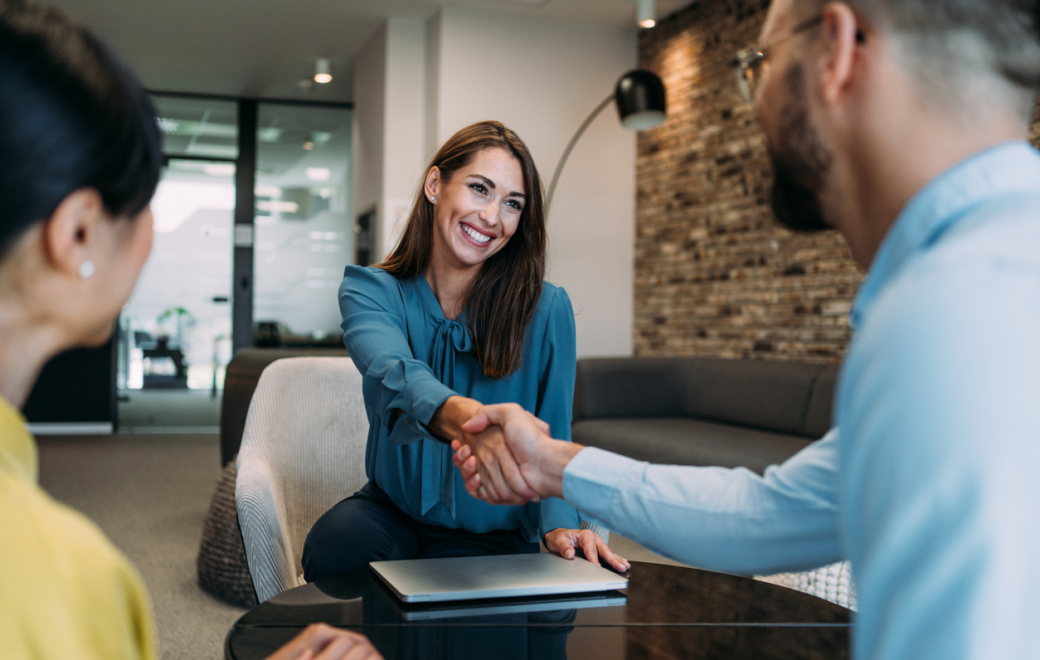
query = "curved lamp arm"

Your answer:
(545, 92), (616, 213)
